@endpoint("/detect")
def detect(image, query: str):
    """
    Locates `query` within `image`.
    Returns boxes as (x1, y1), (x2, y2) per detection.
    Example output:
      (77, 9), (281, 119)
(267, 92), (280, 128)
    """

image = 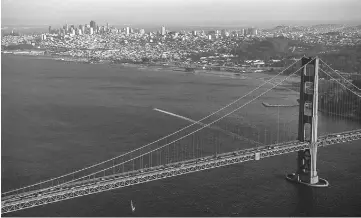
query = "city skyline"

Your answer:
(2, 0), (361, 27)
